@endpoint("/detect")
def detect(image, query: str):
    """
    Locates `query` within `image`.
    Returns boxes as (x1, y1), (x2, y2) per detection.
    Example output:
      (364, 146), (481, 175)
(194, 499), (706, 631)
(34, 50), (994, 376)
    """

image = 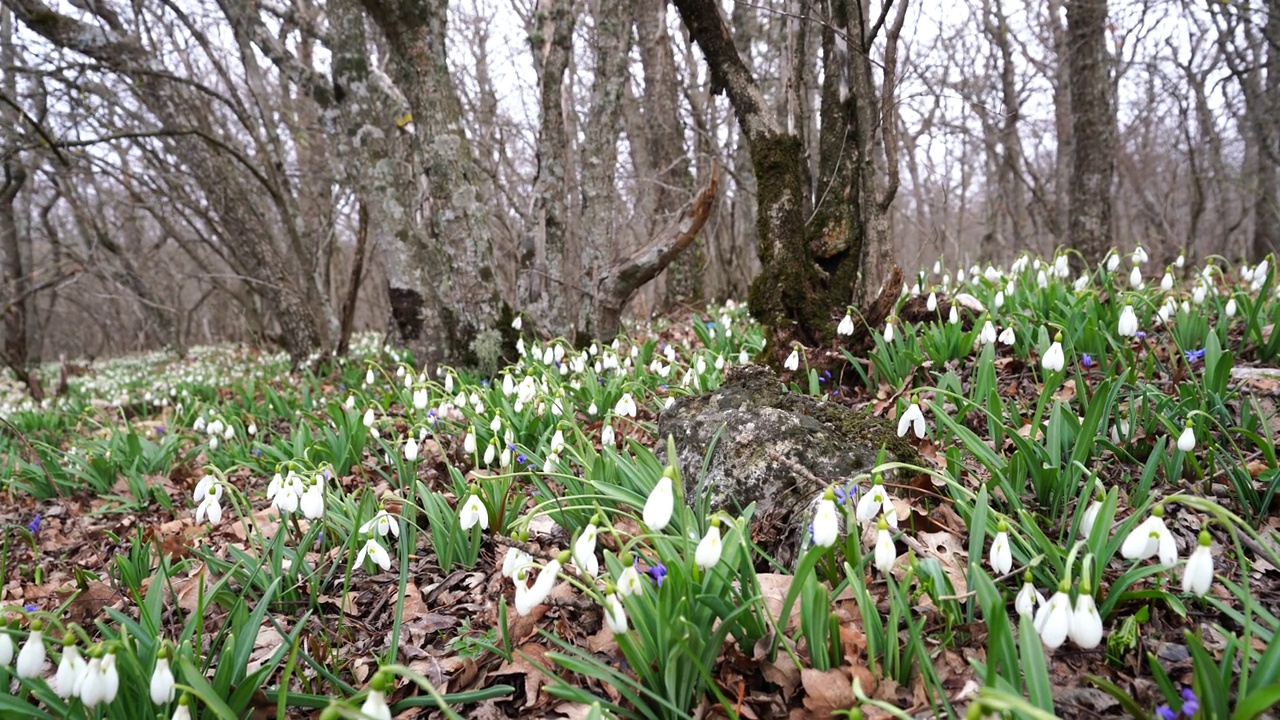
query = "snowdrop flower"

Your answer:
(404, 436), (419, 462)
(80, 655), (107, 708)
(978, 319), (997, 345)
(1042, 332), (1065, 372)
(459, 493), (488, 531)
(54, 638), (87, 698)
(1120, 507), (1178, 566)
(1175, 252), (1186, 268)
(361, 688), (393, 720)
(696, 520), (723, 569)
(989, 522), (1012, 575)
(856, 477), (897, 527)
(603, 592), (628, 634)
(1073, 274), (1090, 292)
(515, 557), (562, 616)
(738, 349), (750, 365)
(1132, 245), (1149, 264)
(873, 516), (896, 575)
(811, 491), (840, 548)
(927, 292), (938, 312)
(1080, 493), (1104, 538)
(1129, 265), (1143, 289)
(1182, 529), (1214, 597)
(643, 471), (676, 531)
(511, 315), (523, 331)
(1015, 572), (1044, 618)
(993, 290), (1005, 309)
(99, 650), (120, 704)
(356, 535), (392, 571)
(0, 625), (14, 666)
(1192, 283), (1207, 305)
(1036, 269), (1048, 288)
(463, 427), (477, 454)
(246, 422), (257, 437)
(897, 399), (926, 439)
(998, 326), (1016, 346)
(573, 522), (600, 576)
(1034, 582), (1073, 650)
(784, 348), (800, 371)
(362, 408), (376, 428)
(1161, 271), (1174, 292)
(1118, 305), (1139, 336)
(837, 309), (855, 336)
(948, 304), (960, 324)
(1106, 251), (1121, 272)
(616, 563), (645, 597)
(365, 368), (376, 386)
(299, 477), (325, 520)
(483, 439), (497, 466)
(1070, 582), (1104, 649)
(1226, 297), (1237, 317)
(1177, 423), (1196, 452)
(502, 547), (534, 580)
(16, 622), (45, 678)
(194, 476), (224, 525)
(883, 319), (895, 342)
(360, 510), (400, 538)
(615, 393), (637, 417)
(150, 647), (176, 704)
(601, 422), (616, 448)
(268, 472), (301, 515)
